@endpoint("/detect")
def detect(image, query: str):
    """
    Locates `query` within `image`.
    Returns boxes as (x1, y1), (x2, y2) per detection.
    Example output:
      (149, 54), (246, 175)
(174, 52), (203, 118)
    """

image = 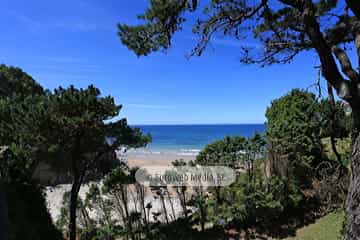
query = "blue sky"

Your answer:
(1, 0), (327, 124)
